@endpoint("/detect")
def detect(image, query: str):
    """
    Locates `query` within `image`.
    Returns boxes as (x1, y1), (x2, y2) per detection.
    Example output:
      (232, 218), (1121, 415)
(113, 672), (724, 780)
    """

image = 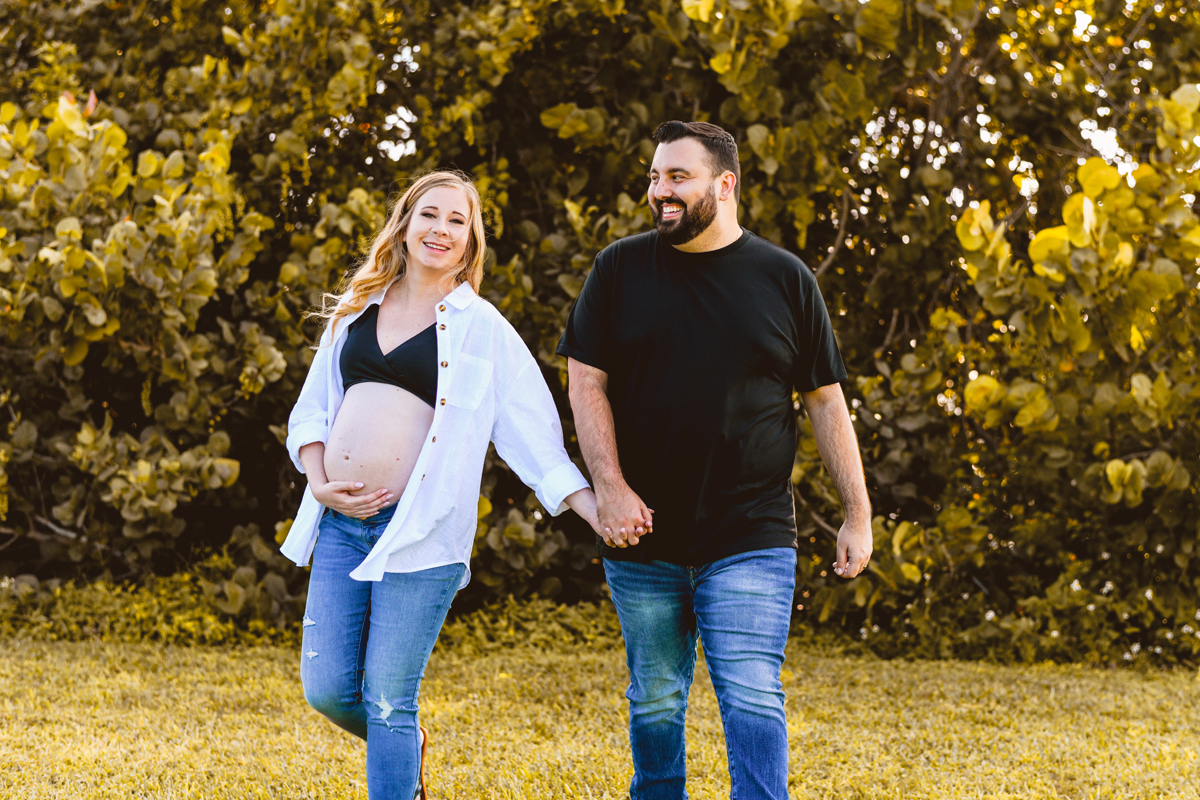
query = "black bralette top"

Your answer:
(340, 304), (438, 408)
